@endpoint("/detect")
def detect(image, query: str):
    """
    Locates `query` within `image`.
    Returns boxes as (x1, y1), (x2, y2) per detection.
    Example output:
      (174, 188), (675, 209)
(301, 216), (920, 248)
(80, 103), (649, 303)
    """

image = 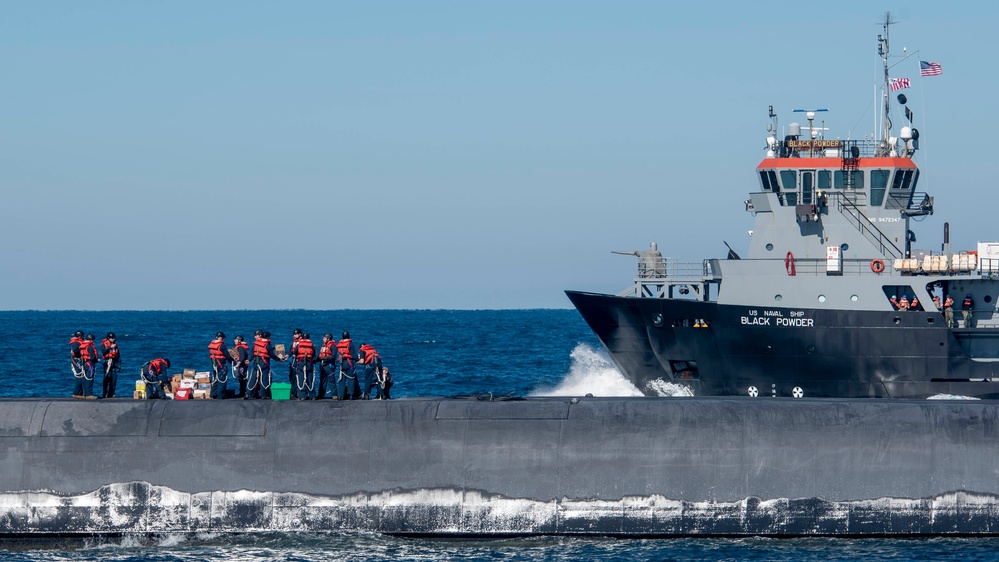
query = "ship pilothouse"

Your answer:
(568, 18), (999, 399)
